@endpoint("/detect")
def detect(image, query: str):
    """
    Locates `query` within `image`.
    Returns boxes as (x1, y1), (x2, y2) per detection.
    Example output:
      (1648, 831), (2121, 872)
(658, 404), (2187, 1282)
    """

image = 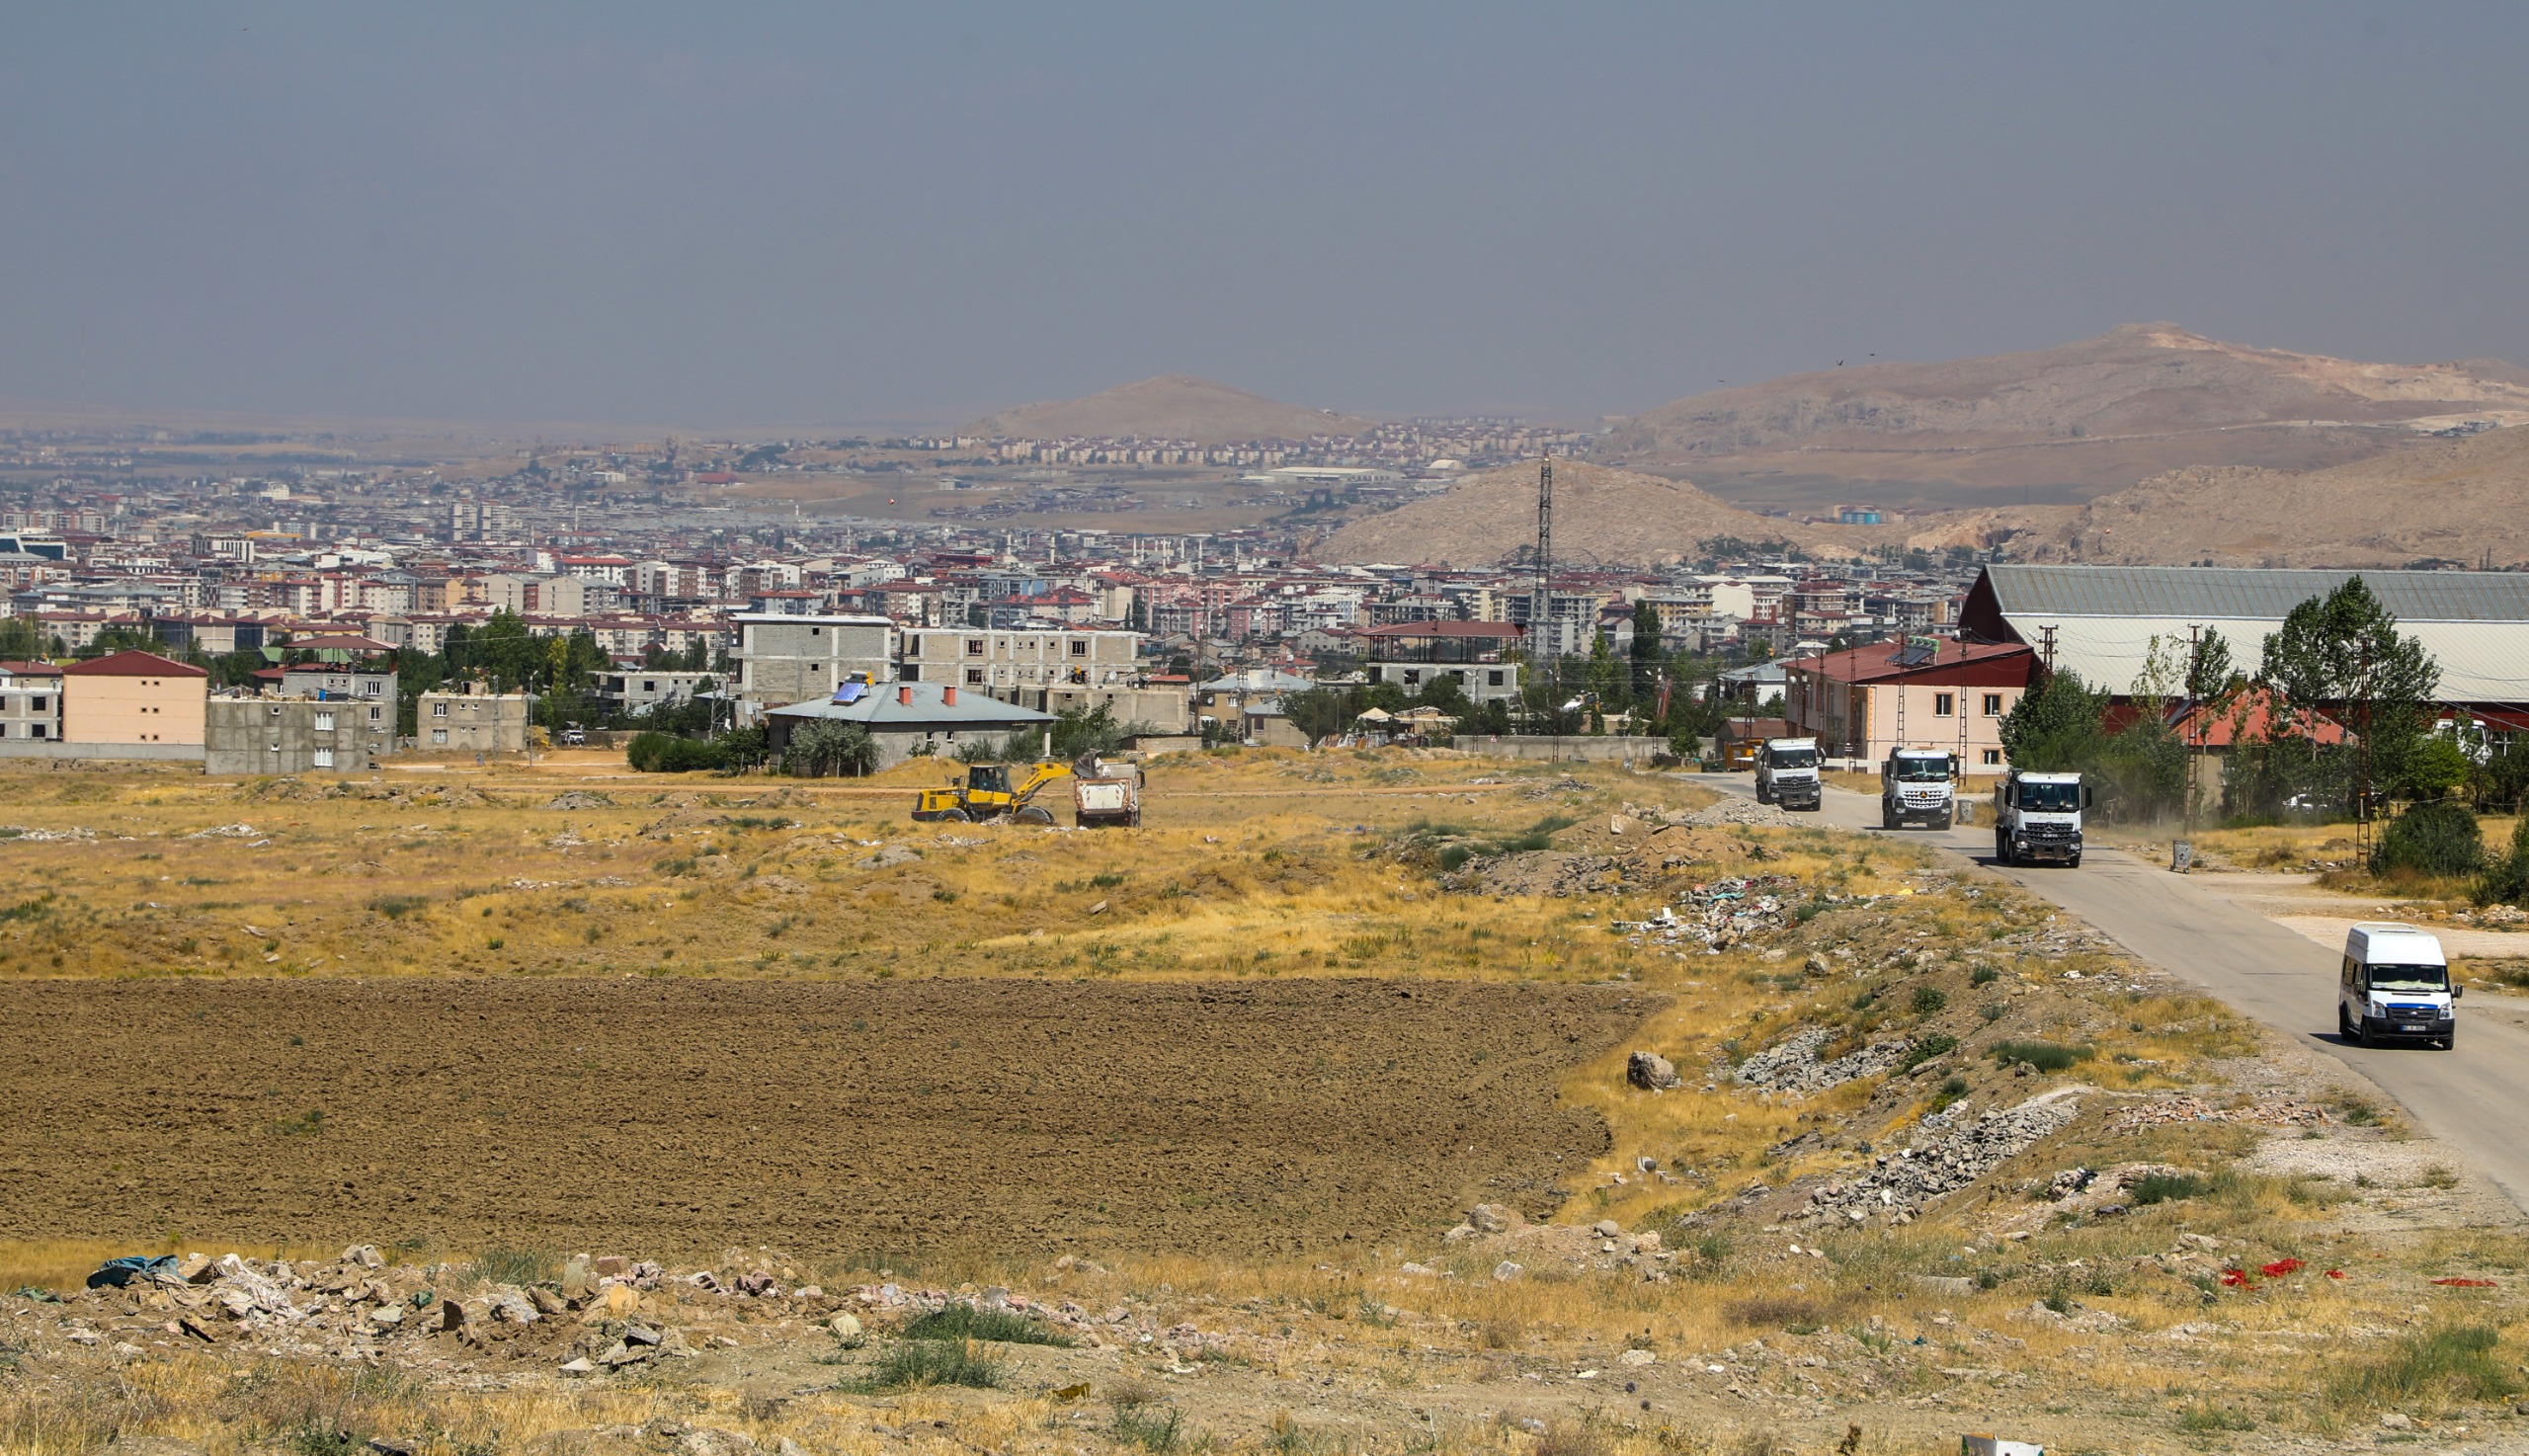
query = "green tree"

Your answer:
(784, 719), (878, 777)
(2404, 734), (2474, 801)
(1281, 685), (1359, 744)
(0, 616), (41, 659)
(1998, 667), (2105, 771)
(2259, 576), (2439, 796)
(2187, 627), (2239, 700)
(1628, 601), (1664, 702)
